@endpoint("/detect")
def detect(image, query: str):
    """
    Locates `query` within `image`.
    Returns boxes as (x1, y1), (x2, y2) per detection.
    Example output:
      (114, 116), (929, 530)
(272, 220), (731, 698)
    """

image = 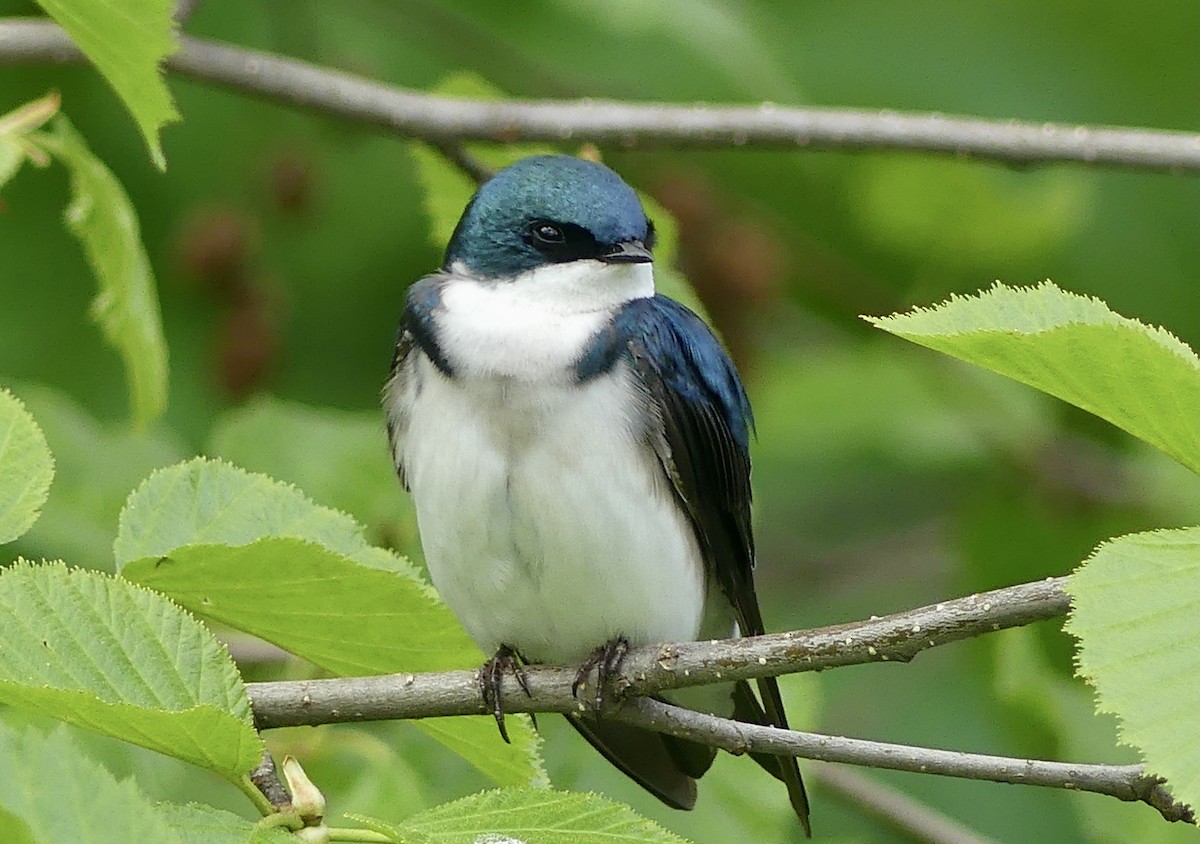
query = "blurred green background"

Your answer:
(2, 1), (1199, 841)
